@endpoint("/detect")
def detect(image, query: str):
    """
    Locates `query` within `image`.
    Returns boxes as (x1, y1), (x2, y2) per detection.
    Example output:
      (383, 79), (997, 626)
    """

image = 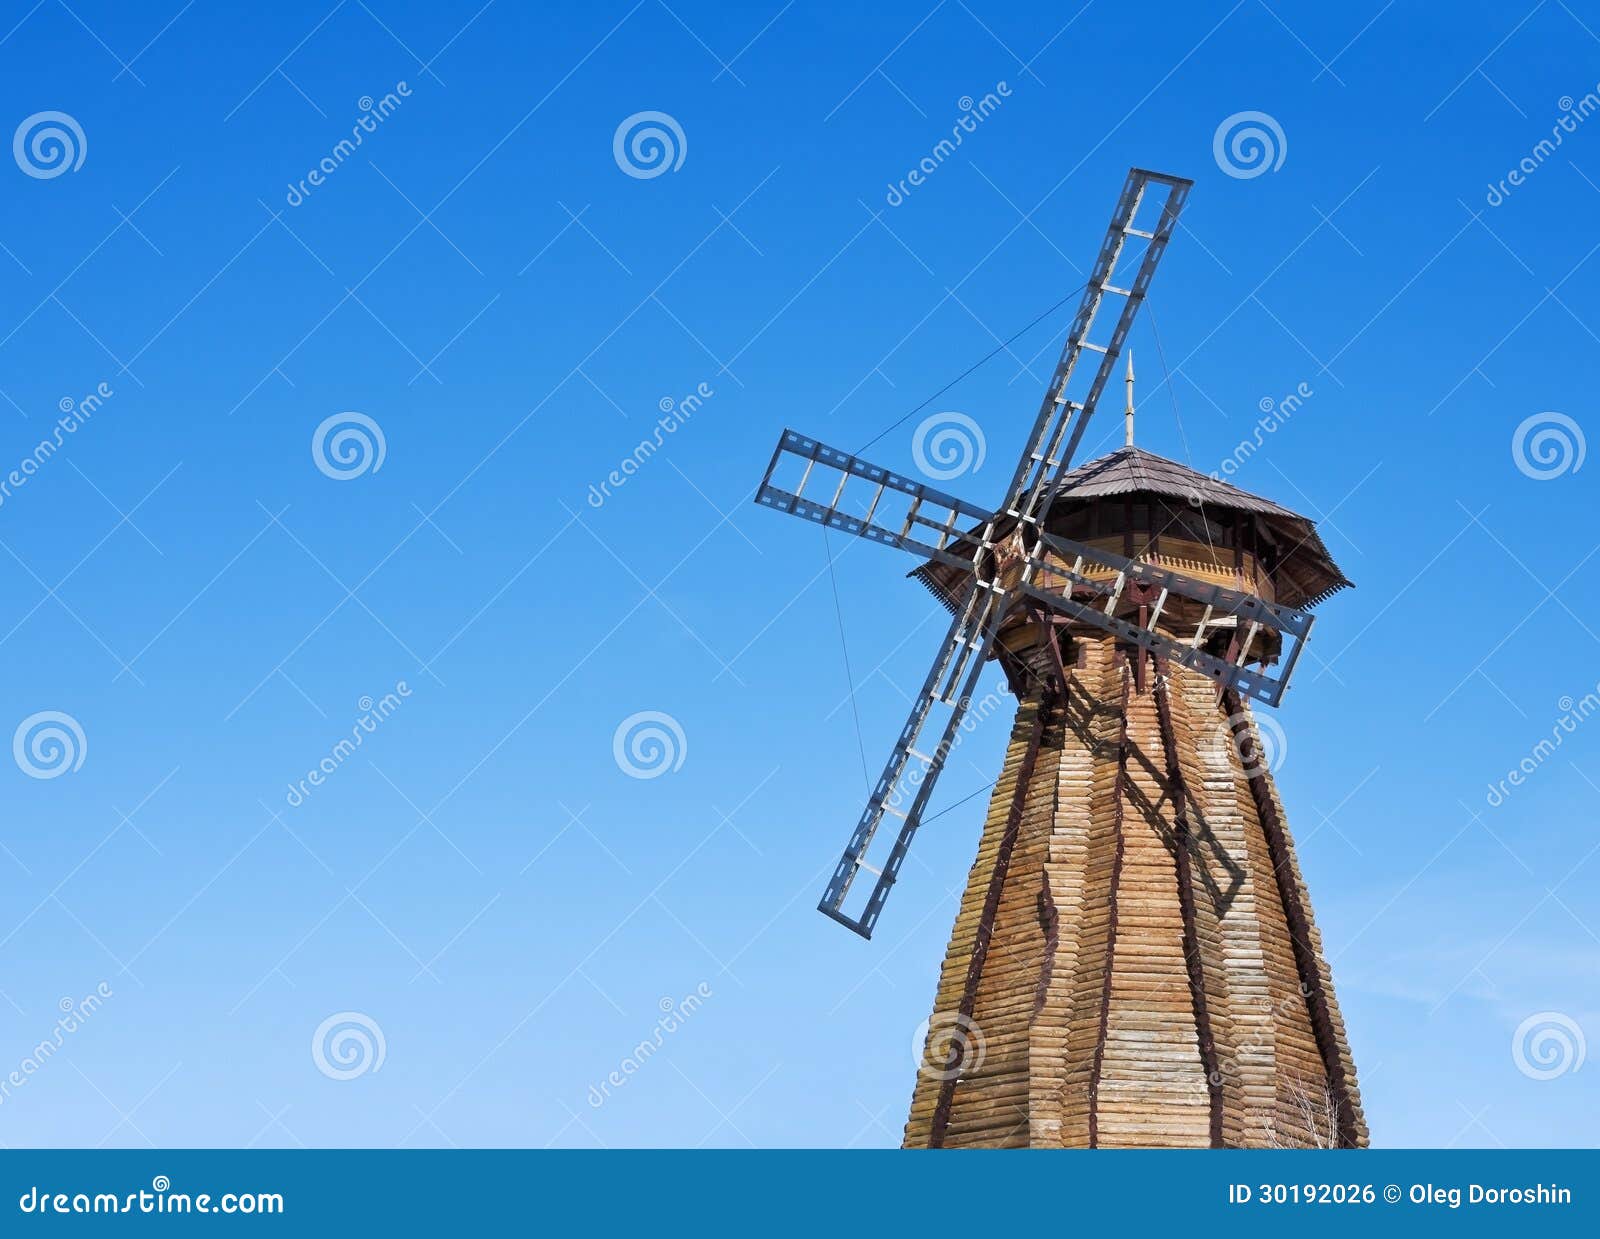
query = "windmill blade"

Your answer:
(797, 168), (1196, 939)
(1037, 532), (1312, 638)
(1020, 533), (1313, 708)
(754, 429), (1017, 937)
(998, 168), (1192, 528)
(819, 524), (1308, 937)
(817, 577), (1011, 939)
(755, 429), (993, 571)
